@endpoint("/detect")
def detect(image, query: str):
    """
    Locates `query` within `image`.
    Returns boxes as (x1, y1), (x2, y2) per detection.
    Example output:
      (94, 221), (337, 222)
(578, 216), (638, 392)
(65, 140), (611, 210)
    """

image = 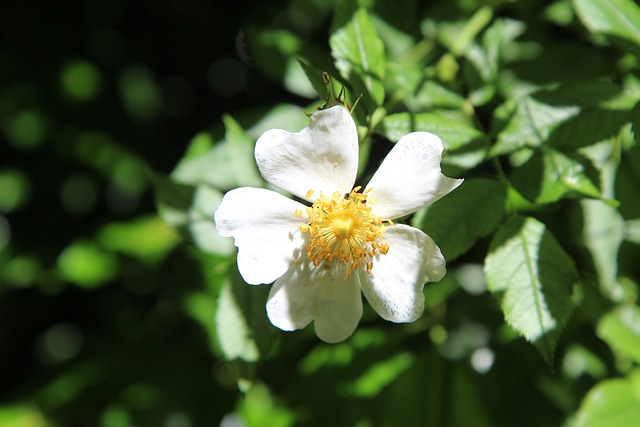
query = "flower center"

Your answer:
(299, 186), (392, 279)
